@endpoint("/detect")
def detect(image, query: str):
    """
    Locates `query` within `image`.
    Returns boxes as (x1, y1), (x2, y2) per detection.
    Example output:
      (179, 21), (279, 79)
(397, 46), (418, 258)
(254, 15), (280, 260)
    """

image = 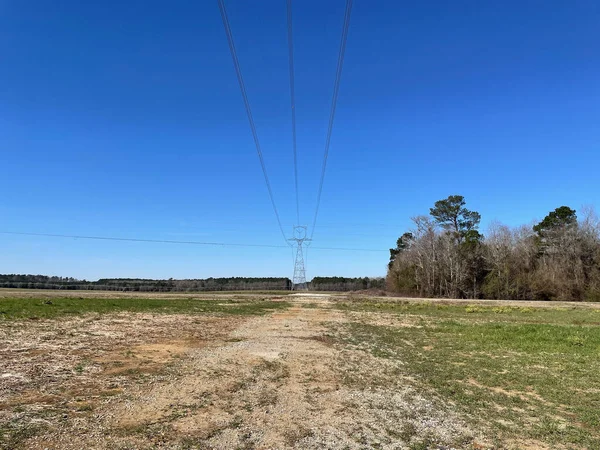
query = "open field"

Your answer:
(1, 290), (599, 449)
(0, 289), (294, 299)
